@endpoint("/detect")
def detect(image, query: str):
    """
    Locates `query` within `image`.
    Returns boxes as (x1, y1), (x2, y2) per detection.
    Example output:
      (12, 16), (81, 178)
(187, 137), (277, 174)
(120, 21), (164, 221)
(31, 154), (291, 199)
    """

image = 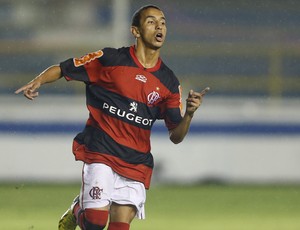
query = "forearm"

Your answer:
(169, 112), (193, 144)
(15, 65), (63, 100)
(33, 65), (62, 85)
